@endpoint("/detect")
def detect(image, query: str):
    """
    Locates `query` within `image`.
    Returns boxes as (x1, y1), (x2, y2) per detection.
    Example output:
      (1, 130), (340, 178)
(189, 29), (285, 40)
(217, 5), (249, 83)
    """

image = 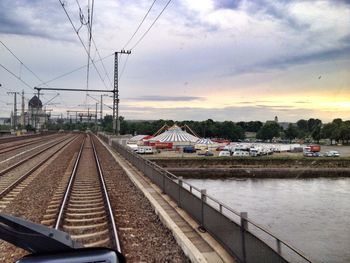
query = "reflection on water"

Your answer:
(185, 177), (350, 263)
